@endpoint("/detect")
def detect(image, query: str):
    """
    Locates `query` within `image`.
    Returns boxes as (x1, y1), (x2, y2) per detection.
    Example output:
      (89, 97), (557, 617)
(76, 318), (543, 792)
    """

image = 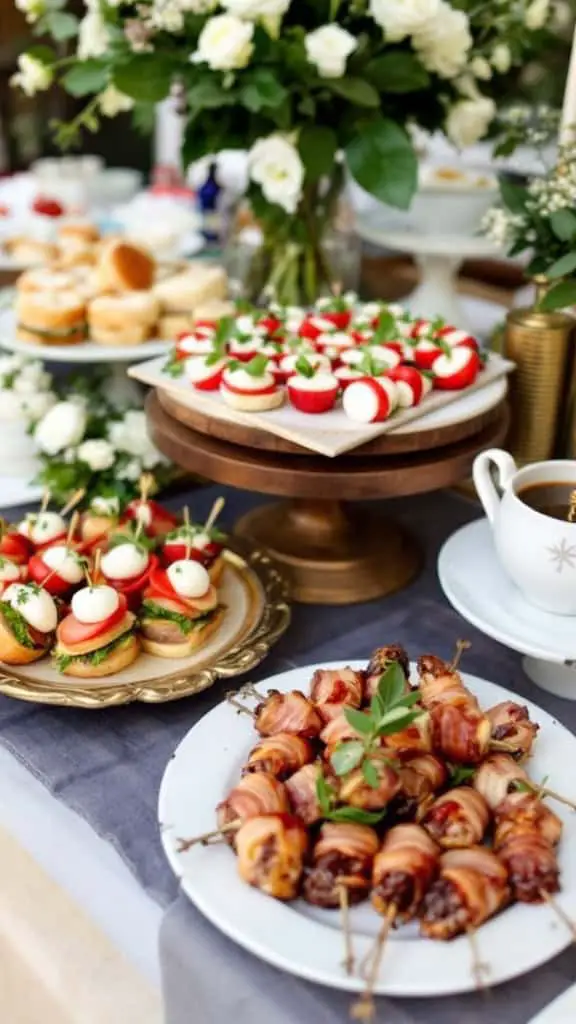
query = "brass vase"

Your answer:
(504, 284), (573, 463)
